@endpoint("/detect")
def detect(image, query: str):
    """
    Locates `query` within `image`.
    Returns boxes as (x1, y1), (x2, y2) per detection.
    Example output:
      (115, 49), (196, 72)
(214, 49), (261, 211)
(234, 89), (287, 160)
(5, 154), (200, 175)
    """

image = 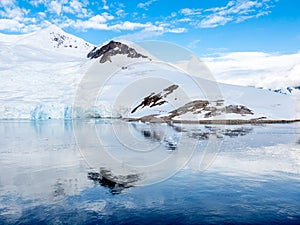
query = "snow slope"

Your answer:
(0, 25), (298, 121)
(91, 62), (296, 121)
(203, 52), (300, 98)
(0, 25), (94, 119)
